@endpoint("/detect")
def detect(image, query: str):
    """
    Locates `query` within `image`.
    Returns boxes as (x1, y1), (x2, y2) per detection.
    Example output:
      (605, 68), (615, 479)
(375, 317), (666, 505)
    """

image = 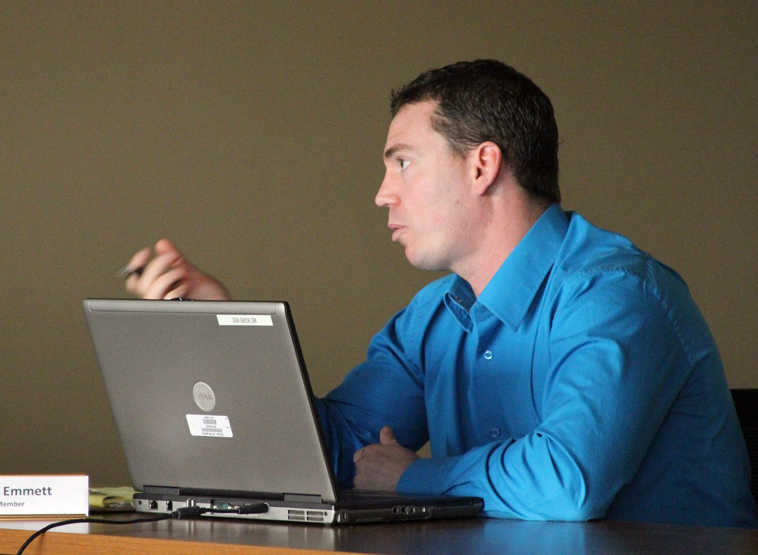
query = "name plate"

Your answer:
(0, 475), (89, 519)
